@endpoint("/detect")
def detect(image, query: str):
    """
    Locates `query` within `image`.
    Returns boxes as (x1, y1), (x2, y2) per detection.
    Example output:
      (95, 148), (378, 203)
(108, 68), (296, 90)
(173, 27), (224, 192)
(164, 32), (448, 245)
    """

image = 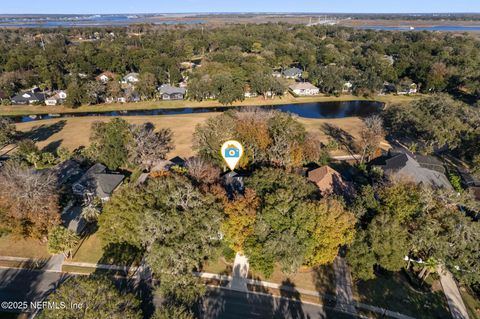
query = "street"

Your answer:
(196, 288), (357, 319)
